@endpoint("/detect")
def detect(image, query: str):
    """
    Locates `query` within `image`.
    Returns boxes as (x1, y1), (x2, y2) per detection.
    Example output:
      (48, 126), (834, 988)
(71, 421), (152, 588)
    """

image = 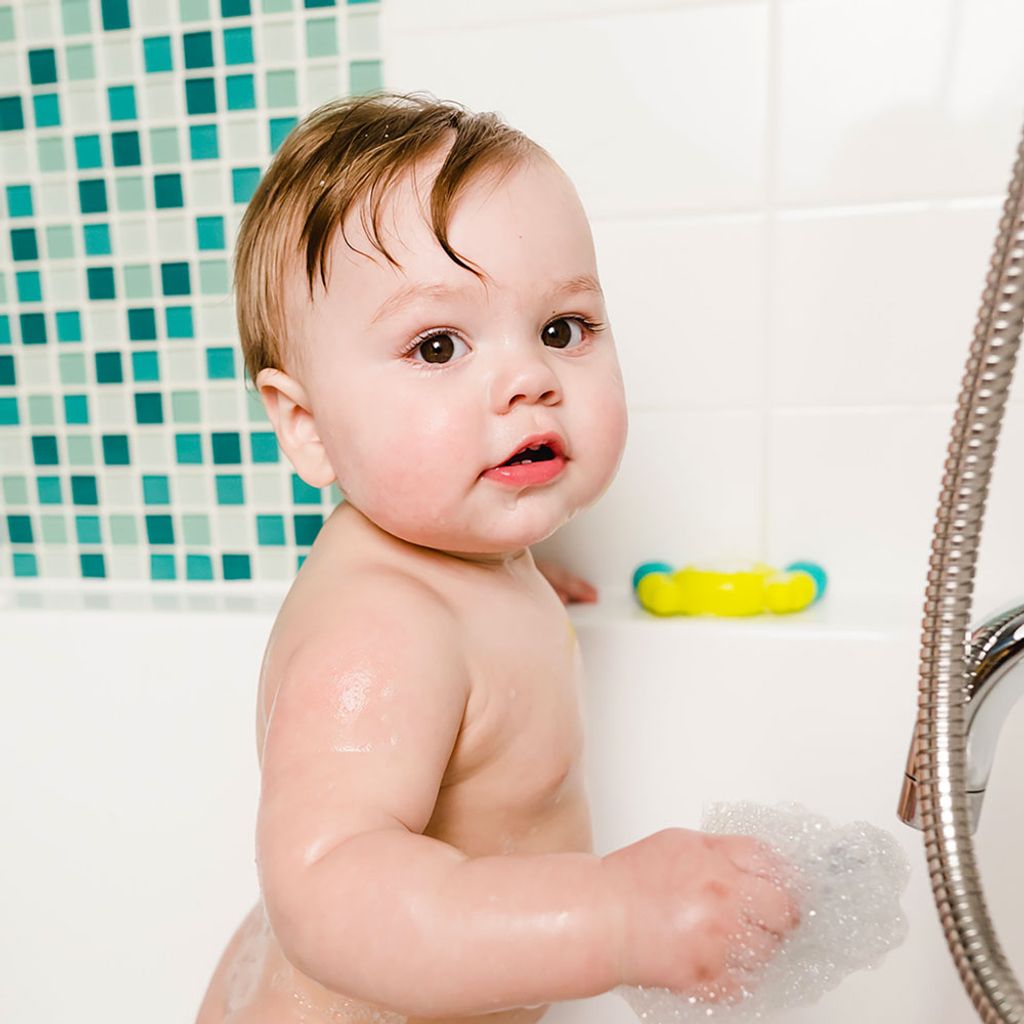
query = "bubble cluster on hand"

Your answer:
(615, 801), (911, 1022)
